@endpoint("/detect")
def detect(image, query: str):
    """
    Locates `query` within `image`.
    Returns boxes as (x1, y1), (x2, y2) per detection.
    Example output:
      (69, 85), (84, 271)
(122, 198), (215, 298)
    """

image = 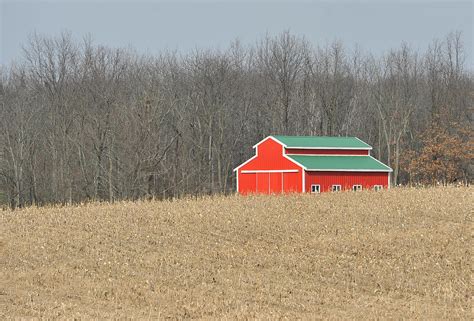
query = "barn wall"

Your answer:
(238, 173), (256, 195)
(237, 138), (303, 194)
(243, 138), (302, 170)
(285, 148), (369, 155)
(305, 171), (389, 192)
